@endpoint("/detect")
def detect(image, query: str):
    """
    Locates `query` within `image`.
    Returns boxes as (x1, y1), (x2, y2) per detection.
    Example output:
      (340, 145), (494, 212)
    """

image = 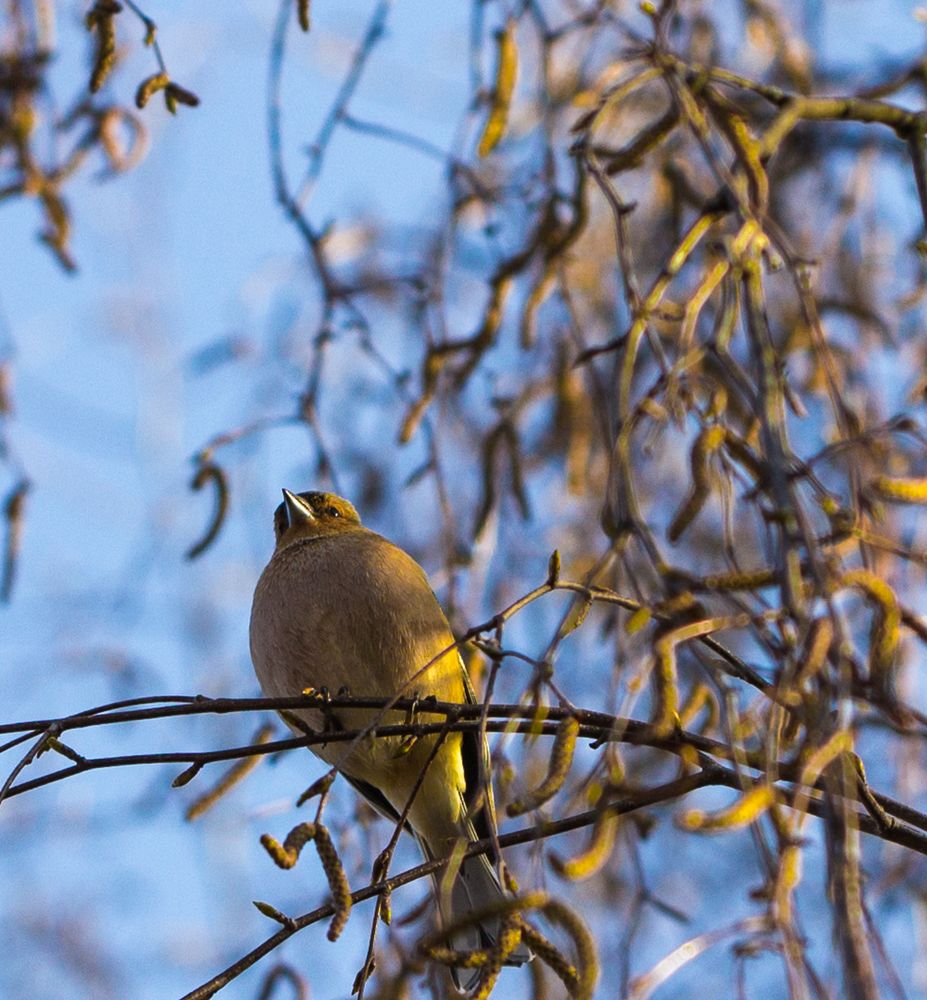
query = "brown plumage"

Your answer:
(250, 490), (528, 992)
